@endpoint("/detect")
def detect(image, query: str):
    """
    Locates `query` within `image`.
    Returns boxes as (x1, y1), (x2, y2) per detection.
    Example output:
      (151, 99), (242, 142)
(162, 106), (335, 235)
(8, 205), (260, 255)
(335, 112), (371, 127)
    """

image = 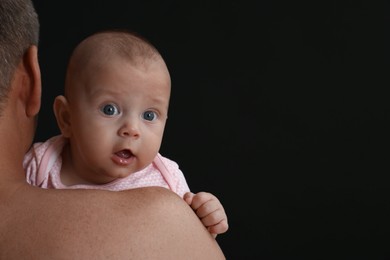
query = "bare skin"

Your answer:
(0, 45), (225, 259)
